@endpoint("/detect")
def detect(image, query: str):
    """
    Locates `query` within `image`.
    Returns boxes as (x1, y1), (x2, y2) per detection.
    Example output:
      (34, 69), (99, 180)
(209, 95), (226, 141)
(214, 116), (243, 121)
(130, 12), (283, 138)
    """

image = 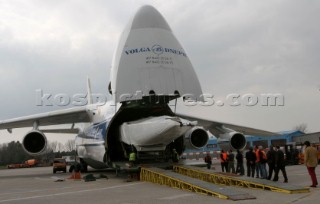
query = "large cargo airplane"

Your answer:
(0, 5), (277, 170)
